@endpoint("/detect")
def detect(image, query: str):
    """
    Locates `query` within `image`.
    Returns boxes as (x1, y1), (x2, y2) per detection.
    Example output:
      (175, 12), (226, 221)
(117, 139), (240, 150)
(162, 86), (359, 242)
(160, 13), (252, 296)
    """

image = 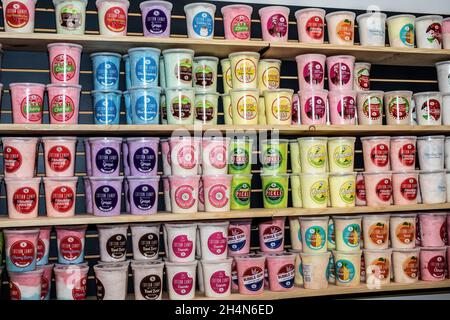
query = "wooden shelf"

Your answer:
(0, 33), (449, 66)
(1, 124), (450, 136)
(1, 203), (449, 228)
